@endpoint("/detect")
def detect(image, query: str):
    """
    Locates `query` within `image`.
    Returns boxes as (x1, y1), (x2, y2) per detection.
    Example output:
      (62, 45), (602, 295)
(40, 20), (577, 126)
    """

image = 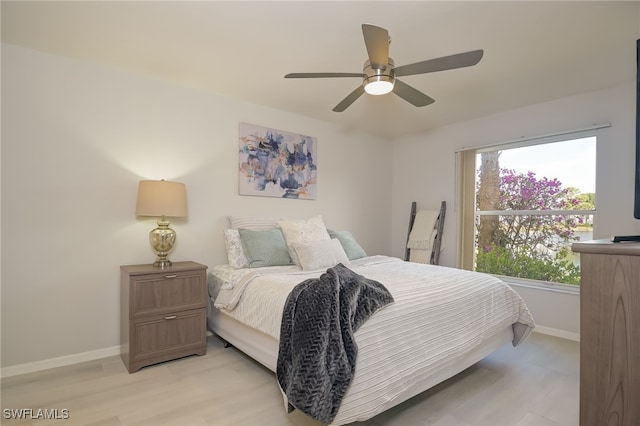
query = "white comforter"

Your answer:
(212, 256), (535, 425)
